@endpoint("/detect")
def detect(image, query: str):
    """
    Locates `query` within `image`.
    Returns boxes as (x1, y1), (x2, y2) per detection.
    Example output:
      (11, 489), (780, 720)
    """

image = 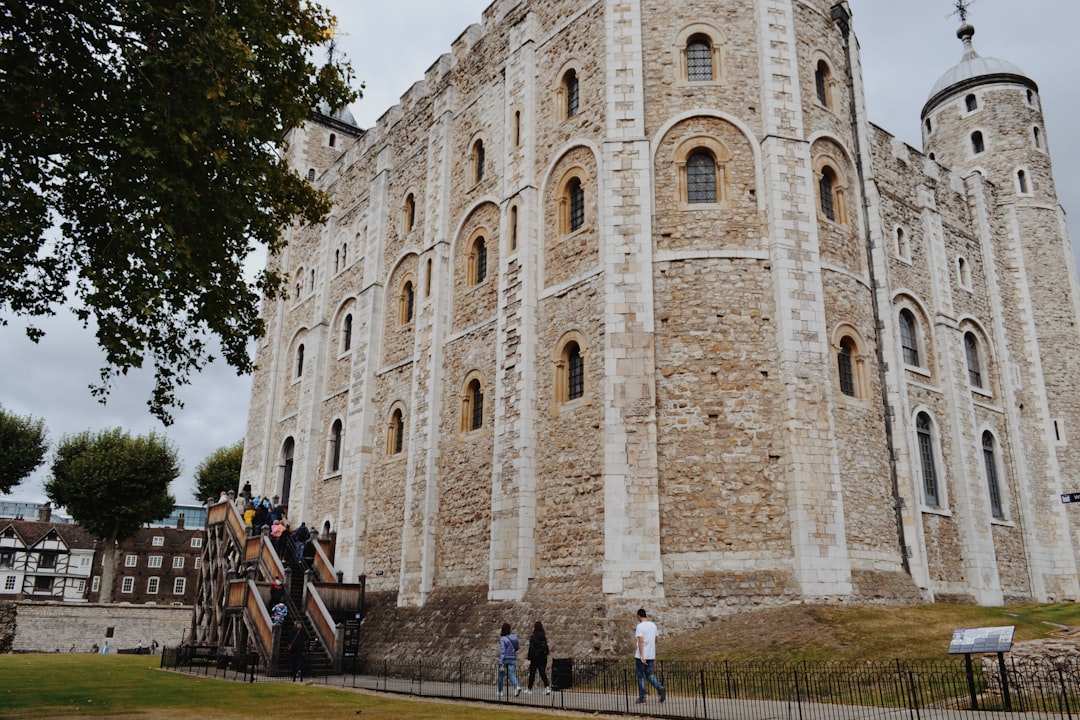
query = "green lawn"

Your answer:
(0, 654), (567, 719)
